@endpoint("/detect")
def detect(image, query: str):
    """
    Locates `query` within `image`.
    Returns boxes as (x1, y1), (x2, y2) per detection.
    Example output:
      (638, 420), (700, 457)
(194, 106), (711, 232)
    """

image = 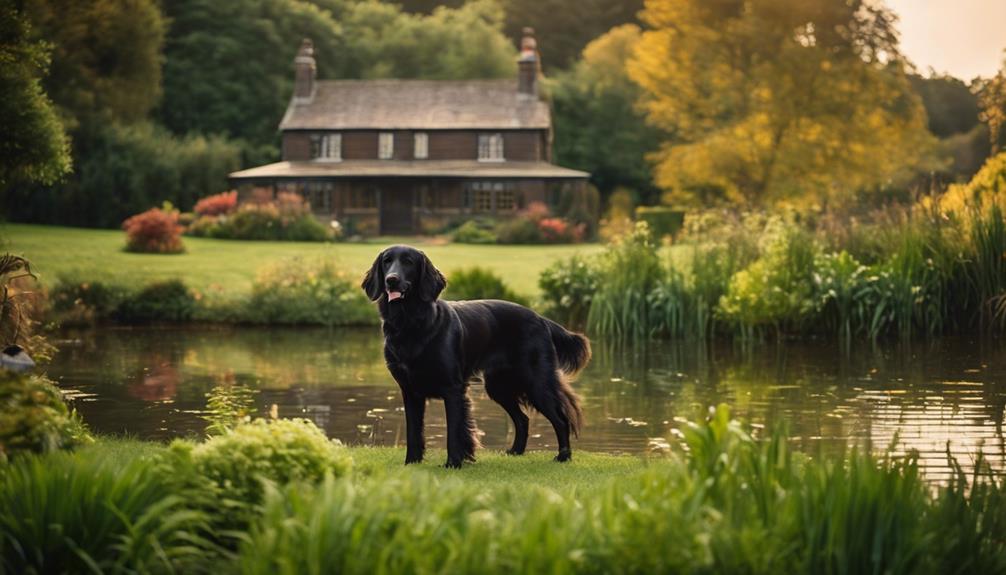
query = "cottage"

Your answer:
(228, 29), (590, 235)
